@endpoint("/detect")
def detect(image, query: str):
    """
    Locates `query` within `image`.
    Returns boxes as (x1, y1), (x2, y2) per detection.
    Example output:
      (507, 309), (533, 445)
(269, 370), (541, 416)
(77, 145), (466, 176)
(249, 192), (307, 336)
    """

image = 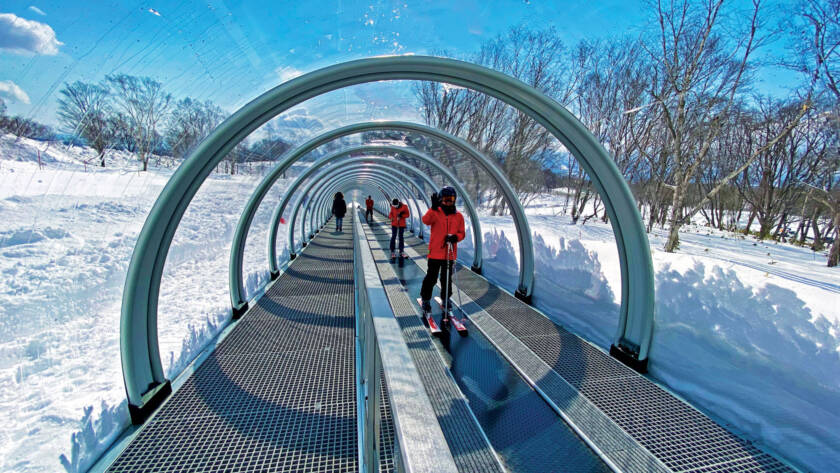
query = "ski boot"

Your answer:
(416, 298), (440, 334)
